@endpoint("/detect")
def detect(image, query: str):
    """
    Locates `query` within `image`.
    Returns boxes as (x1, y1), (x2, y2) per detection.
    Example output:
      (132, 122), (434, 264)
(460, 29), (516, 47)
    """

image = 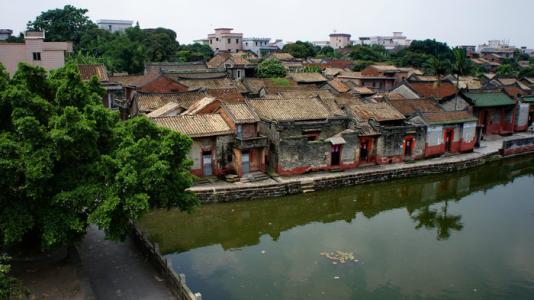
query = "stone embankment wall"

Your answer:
(193, 154), (505, 203)
(130, 224), (202, 300)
